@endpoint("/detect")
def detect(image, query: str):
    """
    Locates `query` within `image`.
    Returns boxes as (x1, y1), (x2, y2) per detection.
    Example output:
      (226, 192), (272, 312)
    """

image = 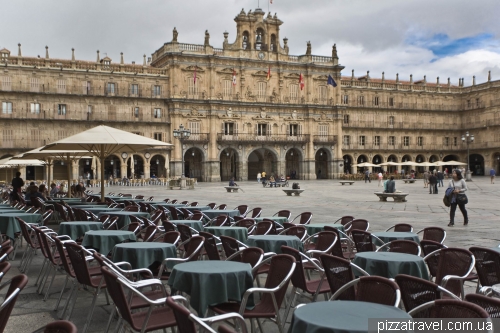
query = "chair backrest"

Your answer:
(42, 209), (54, 226)
(235, 205), (249, 216)
(346, 219), (369, 233)
(180, 201), (189, 205)
(0, 262), (11, 284)
(274, 210), (291, 221)
(233, 219), (256, 233)
(99, 214), (110, 224)
(100, 267), (135, 328)
(213, 215), (229, 227)
(170, 199), (178, 204)
(43, 320), (78, 333)
(143, 225), (159, 242)
(218, 204), (227, 210)
(323, 226), (346, 258)
(0, 274), (29, 332)
(249, 207), (262, 218)
(254, 221), (273, 235)
(52, 237), (75, 278)
(356, 276), (400, 306)
(465, 294), (500, 318)
(280, 246), (310, 292)
(126, 222), (141, 235)
(394, 274), (441, 315)
(320, 254), (356, 300)
(261, 218), (278, 235)
(73, 208), (87, 221)
(469, 247), (500, 288)
(179, 208), (193, 219)
(105, 216), (119, 230)
(421, 240), (446, 256)
(16, 218), (37, 250)
(232, 247), (264, 269)
(124, 205), (140, 212)
(412, 299), (490, 318)
(351, 230), (375, 252)
(167, 206), (180, 220)
(177, 224), (193, 244)
(261, 254), (296, 310)
(421, 227), (446, 243)
(434, 248), (474, 298)
(160, 231), (181, 245)
(338, 215), (354, 226)
(282, 225), (307, 241)
(311, 231), (338, 259)
(206, 203), (217, 209)
(220, 236), (240, 258)
(189, 202), (199, 207)
(392, 223), (413, 232)
(188, 212), (203, 221)
(292, 212), (312, 225)
(183, 236), (205, 261)
(162, 221), (176, 232)
(65, 242), (93, 286)
(165, 297), (199, 333)
(54, 203), (69, 222)
(199, 232), (221, 260)
(389, 240), (420, 256)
